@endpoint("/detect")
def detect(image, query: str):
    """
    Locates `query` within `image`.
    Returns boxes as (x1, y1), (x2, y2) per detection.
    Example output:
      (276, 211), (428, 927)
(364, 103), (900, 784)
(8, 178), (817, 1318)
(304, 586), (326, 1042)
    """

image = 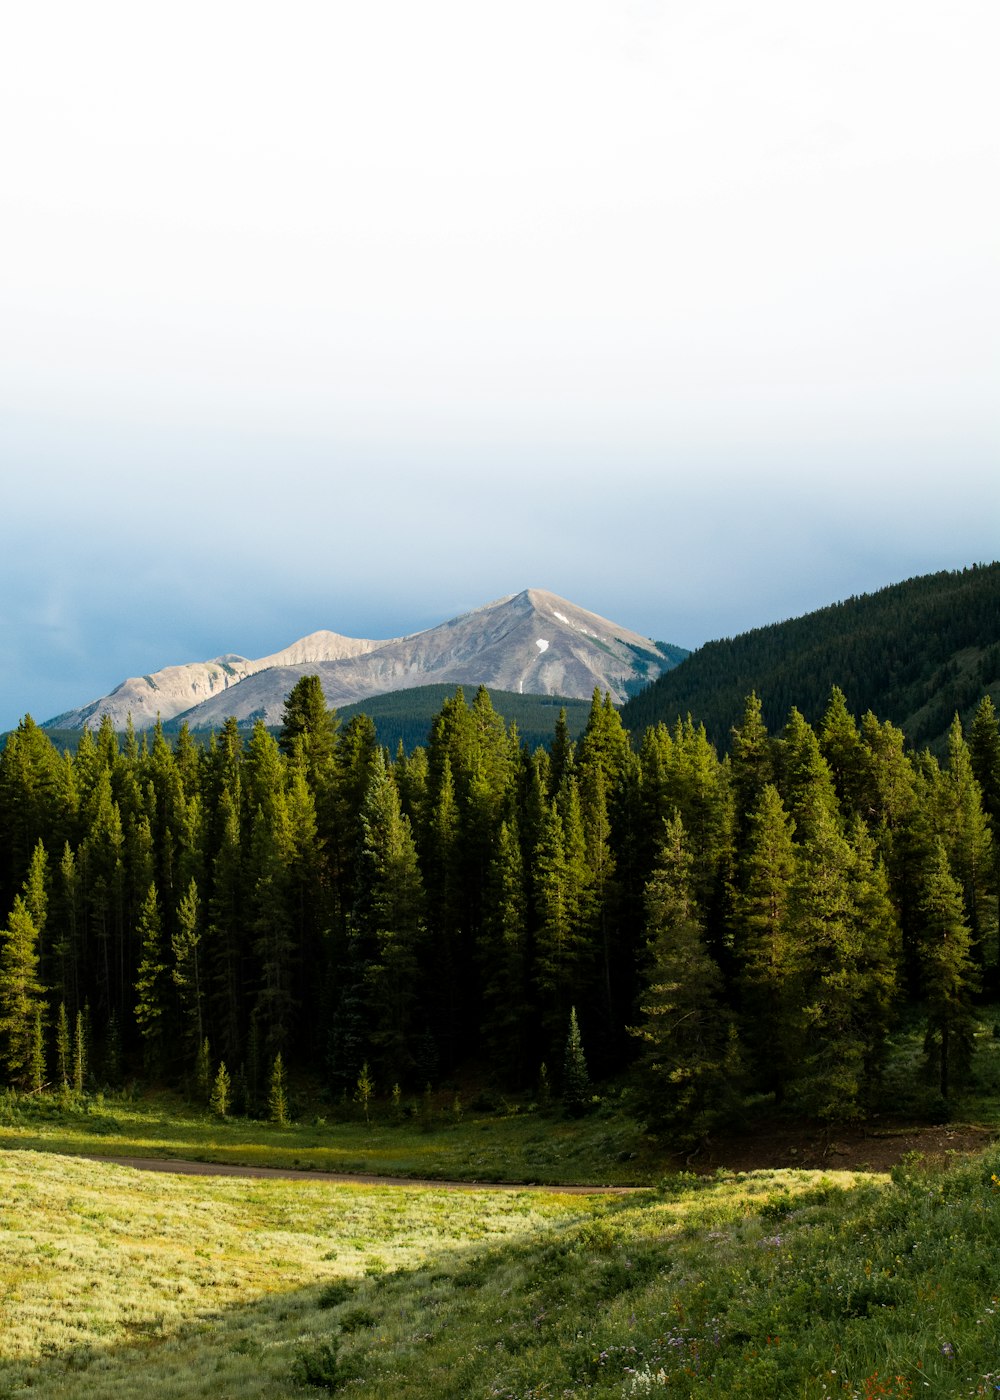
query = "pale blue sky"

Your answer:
(1, 1), (998, 730)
